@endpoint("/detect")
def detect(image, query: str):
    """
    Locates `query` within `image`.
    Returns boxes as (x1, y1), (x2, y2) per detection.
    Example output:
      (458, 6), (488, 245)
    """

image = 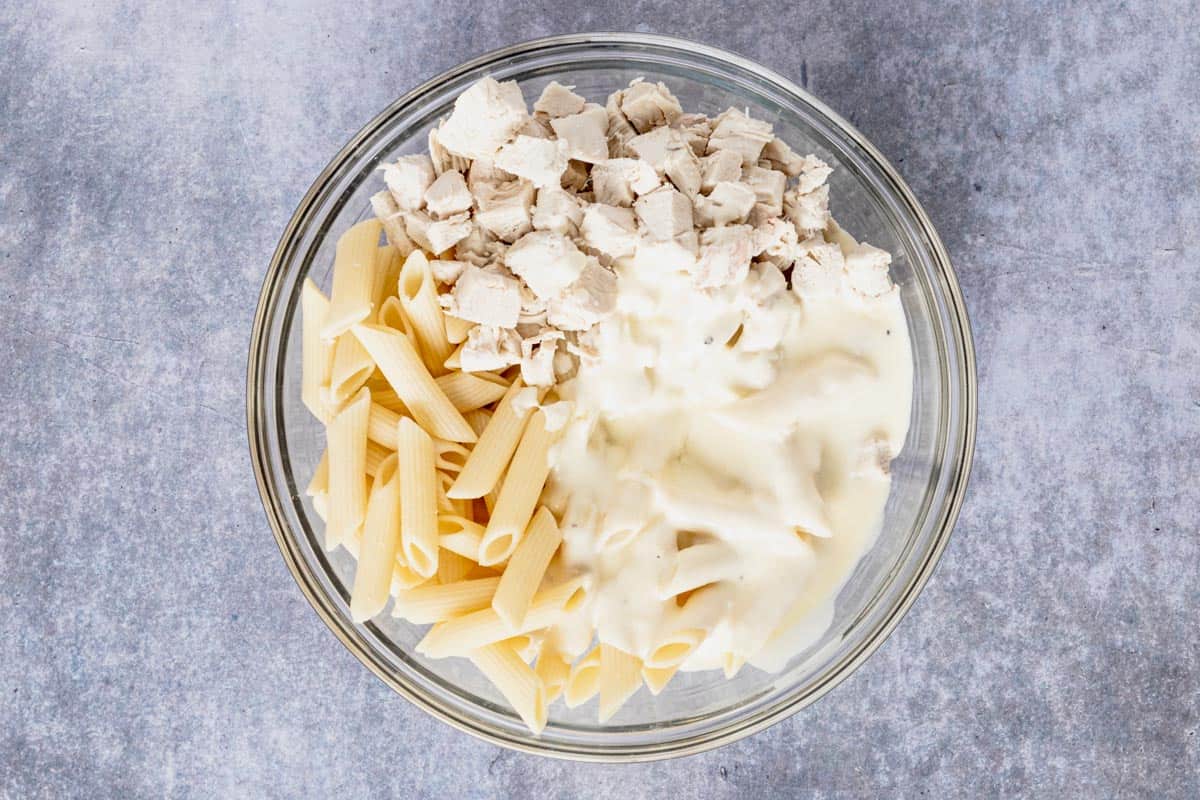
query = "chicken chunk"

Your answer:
(634, 185), (694, 241)
(580, 204), (639, 260)
(495, 136), (568, 189)
(446, 265), (523, 327)
(590, 158), (661, 207)
(550, 106), (610, 164)
(546, 259), (618, 330)
(531, 186), (584, 235)
(740, 164), (787, 216)
(371, 190), (416, 255)
(700, 150), (744, 193)
(692, 224), (756, 288)
(460, 325), (522, 372)
(783, 184), (830, 233)
(437, 77), (529, 160)
(474, 180), (536, 243)
(705, 108), (774, 165)
(619, 80), (684, 133)
(504, 231), (589, 299)
(383, 154), (436, 211)
(693, 181), (755, 228)
(424, 170), (473, 218)
(533, 81), (586, 118)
